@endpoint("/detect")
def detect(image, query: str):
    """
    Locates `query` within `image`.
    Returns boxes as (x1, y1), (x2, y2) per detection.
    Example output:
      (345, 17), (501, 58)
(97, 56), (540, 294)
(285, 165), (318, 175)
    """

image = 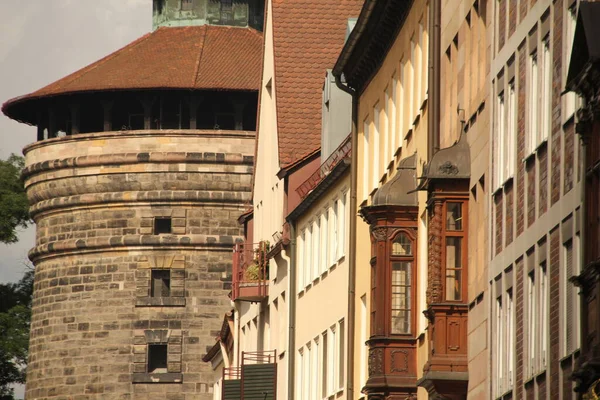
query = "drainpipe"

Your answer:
(287, 221), (297, 400)
(428, 0), (441, 159)
(334, 73), (358, 400)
